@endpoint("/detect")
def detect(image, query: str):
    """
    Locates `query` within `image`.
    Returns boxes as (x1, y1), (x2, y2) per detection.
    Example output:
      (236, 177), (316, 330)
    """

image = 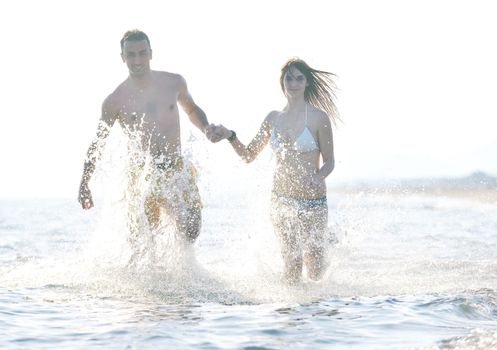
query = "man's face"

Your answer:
(121, 40), (152, 77)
